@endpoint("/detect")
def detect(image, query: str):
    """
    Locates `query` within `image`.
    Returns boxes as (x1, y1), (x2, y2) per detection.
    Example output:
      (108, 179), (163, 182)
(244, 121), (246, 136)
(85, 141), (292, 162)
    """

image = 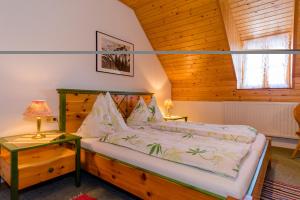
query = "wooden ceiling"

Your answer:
(121, 0), (236, 100)
(121, 0), (300, 102)
(228, 0), (295, 41)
